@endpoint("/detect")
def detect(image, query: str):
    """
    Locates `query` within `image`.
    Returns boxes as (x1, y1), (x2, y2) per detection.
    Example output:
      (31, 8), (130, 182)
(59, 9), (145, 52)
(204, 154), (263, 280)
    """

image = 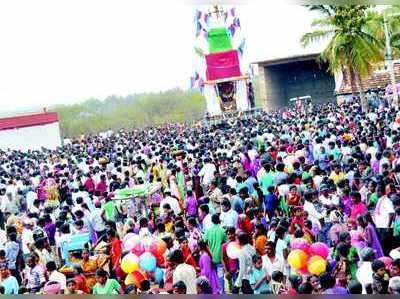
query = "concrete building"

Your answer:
(255, 53), (336, 110)
(0, 112), (61, 151)
(255, 53), (400, 109)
